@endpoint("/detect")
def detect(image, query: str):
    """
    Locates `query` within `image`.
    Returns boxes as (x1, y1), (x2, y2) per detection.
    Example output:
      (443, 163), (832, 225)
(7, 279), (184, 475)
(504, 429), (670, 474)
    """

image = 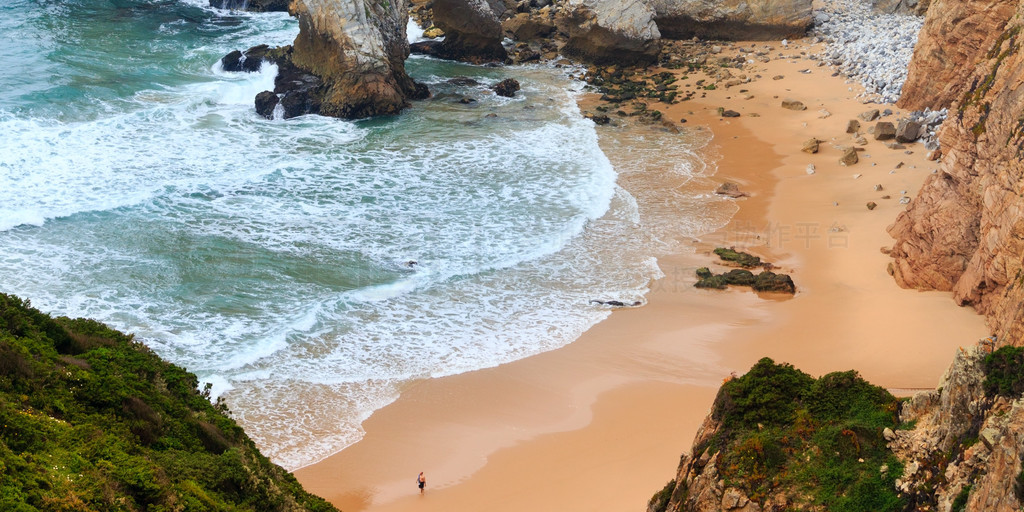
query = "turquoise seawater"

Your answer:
(0, 0), (731, 468)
